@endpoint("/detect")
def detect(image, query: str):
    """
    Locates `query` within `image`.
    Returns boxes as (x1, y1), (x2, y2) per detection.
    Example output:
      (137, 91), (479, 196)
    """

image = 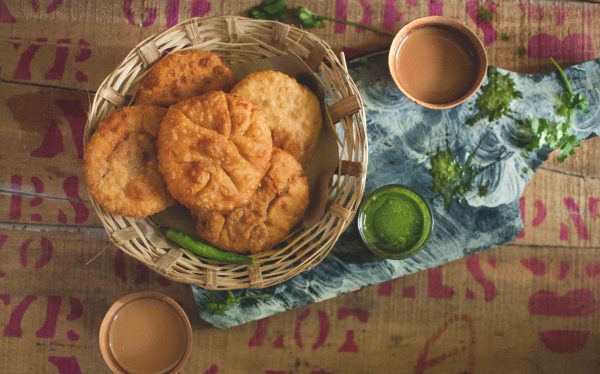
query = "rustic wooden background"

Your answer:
(1, 0), (600, 373)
